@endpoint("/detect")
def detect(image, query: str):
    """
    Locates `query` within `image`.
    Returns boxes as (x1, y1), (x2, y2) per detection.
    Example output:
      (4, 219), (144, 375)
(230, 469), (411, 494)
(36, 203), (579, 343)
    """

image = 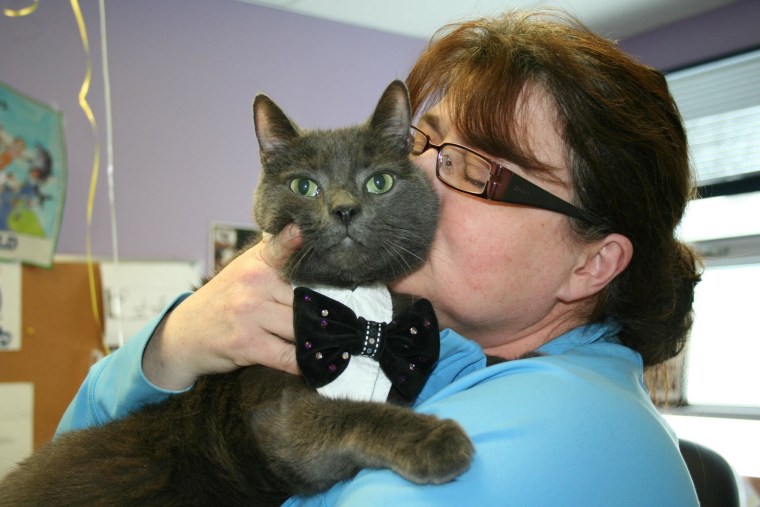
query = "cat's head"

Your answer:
(252, 80), (439, 287)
